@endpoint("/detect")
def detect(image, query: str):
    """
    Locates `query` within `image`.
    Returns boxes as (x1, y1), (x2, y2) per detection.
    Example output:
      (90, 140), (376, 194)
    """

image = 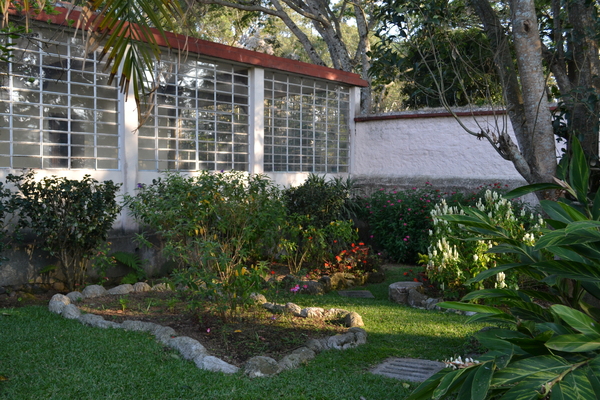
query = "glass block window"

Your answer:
(138, 56), (249, 171)
(264, 71), (350, 173)
(0, 28), (119, 169)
